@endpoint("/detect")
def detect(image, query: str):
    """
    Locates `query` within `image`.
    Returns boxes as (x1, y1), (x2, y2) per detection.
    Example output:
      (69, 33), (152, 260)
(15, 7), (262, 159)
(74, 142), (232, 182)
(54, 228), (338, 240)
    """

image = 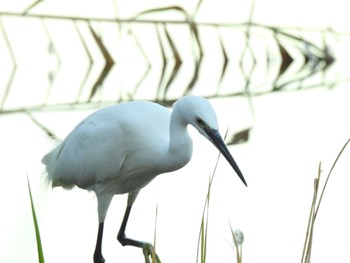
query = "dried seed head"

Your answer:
(234, 229), (244, 245)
